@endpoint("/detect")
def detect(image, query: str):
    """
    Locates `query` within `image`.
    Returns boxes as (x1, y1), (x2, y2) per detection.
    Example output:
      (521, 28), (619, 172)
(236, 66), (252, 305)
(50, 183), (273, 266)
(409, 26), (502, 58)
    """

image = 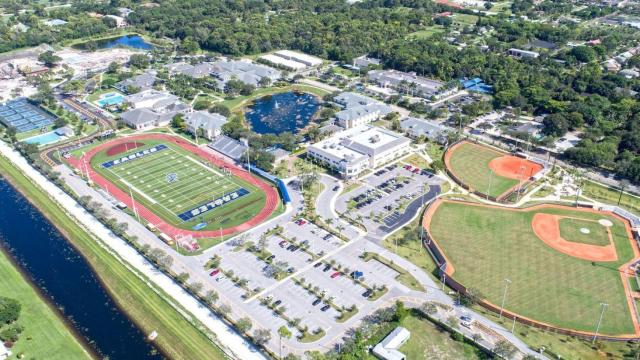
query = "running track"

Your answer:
(67, 134), (280, 239)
